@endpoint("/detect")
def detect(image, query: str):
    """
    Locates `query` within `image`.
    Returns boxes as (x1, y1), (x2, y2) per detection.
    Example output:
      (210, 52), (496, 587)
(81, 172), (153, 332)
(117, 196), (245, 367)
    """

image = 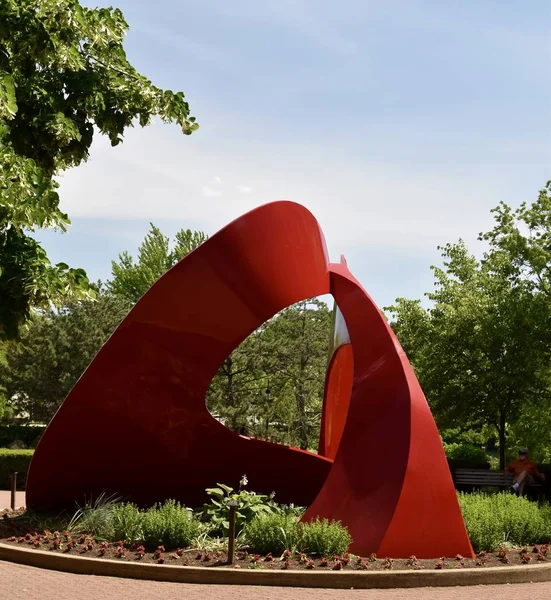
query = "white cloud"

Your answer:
(56, 121), (545, 263)
(201, 186), (223, 198)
